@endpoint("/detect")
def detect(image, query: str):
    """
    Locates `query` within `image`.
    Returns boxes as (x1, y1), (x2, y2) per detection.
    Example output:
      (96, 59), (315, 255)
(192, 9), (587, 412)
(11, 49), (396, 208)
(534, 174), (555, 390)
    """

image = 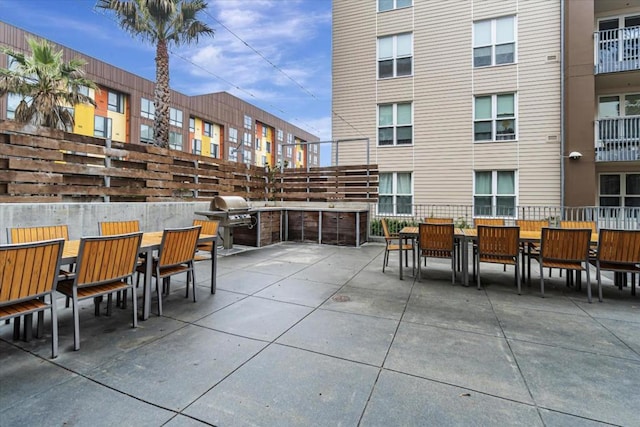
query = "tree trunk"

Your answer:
(154, 38), (170, 148)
